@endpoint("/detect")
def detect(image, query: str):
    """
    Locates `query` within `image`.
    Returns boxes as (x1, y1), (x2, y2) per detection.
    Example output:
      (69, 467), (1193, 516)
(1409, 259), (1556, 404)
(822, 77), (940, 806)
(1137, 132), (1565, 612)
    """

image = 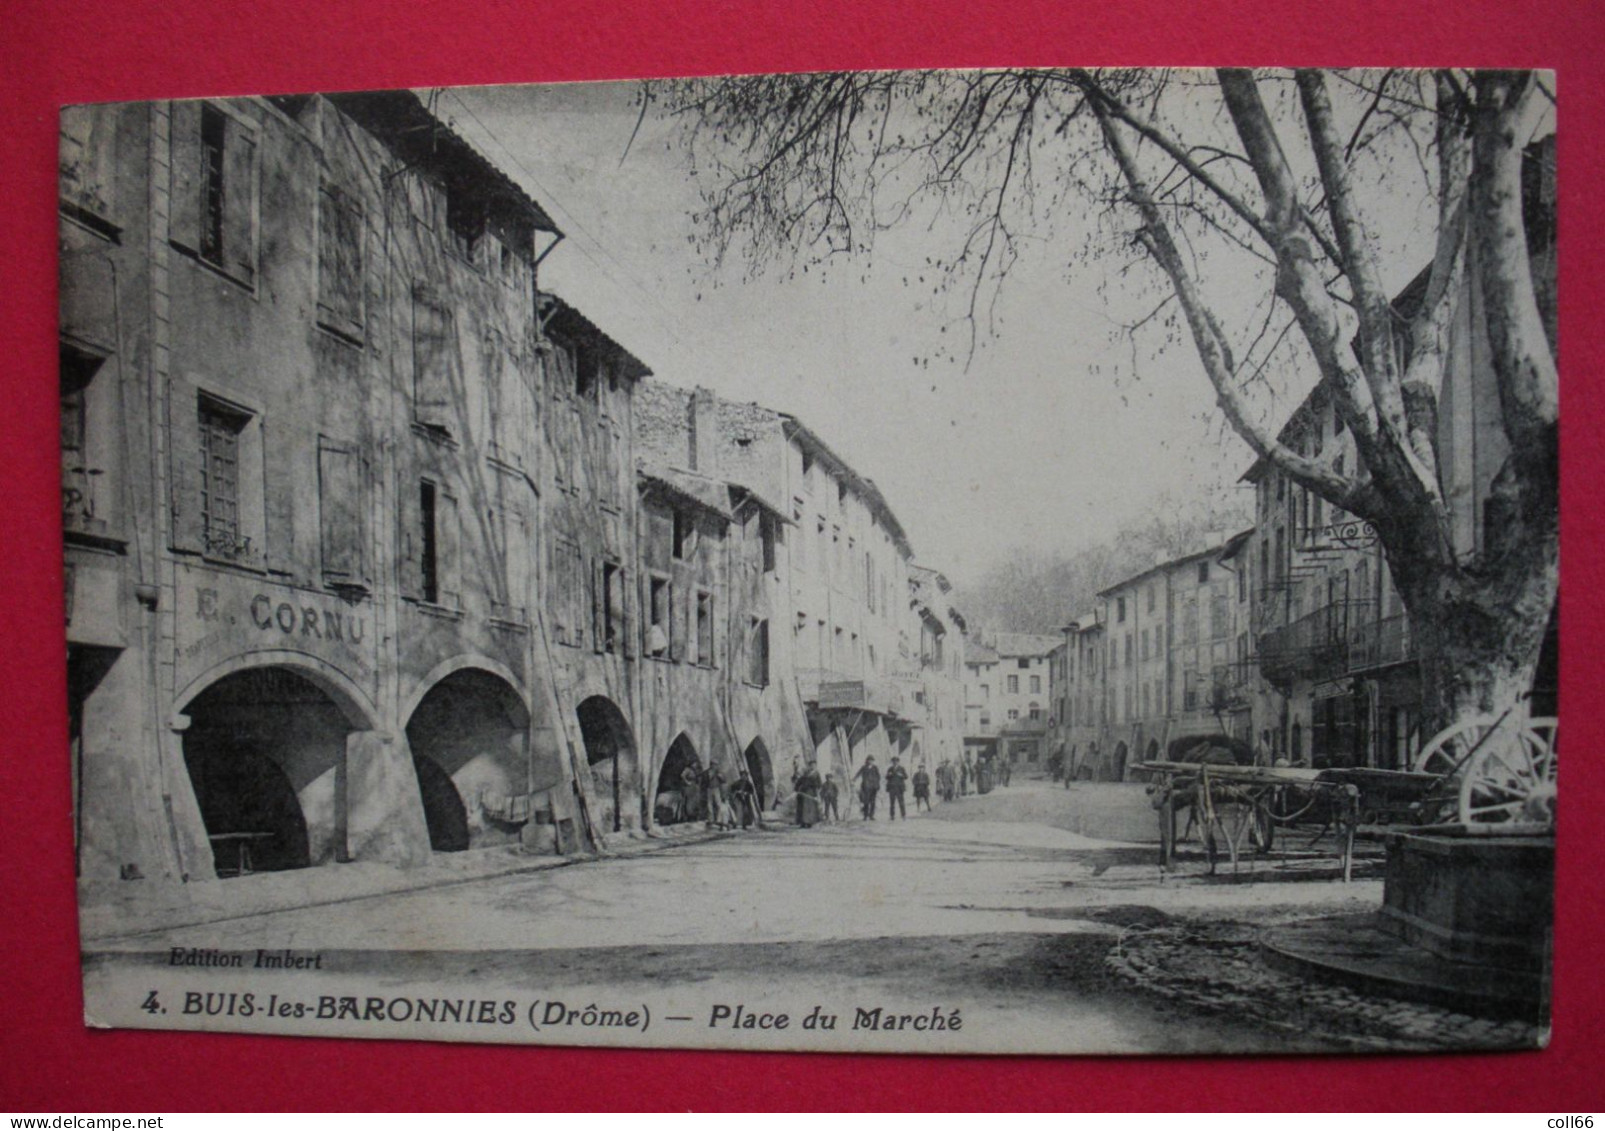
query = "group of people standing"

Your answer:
(674, 761), (764, 831)
(788, 751), (952, 827)
(666, 744), (1011, 835)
